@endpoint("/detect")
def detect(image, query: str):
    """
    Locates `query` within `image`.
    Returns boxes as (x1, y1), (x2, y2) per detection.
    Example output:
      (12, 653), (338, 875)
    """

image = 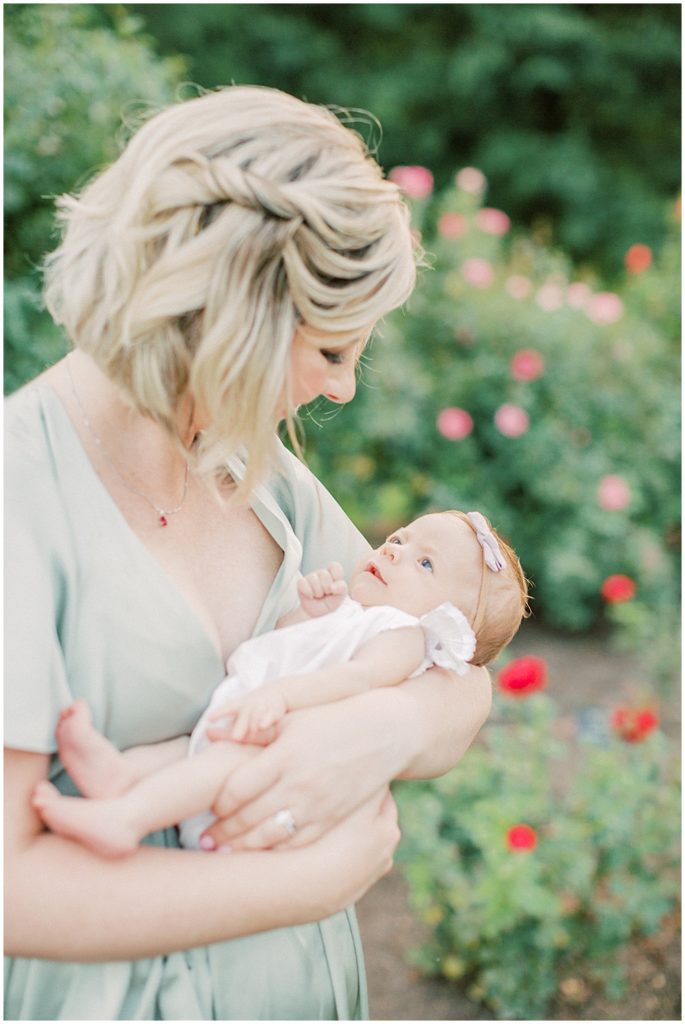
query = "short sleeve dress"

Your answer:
(4, 384), (372, 1022)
